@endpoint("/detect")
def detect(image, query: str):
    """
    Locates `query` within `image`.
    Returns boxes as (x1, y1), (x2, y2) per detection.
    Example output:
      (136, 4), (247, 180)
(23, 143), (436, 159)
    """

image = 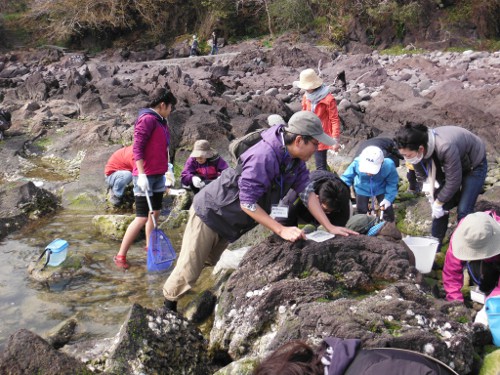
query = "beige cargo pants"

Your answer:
(163, 207), (229, 301)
